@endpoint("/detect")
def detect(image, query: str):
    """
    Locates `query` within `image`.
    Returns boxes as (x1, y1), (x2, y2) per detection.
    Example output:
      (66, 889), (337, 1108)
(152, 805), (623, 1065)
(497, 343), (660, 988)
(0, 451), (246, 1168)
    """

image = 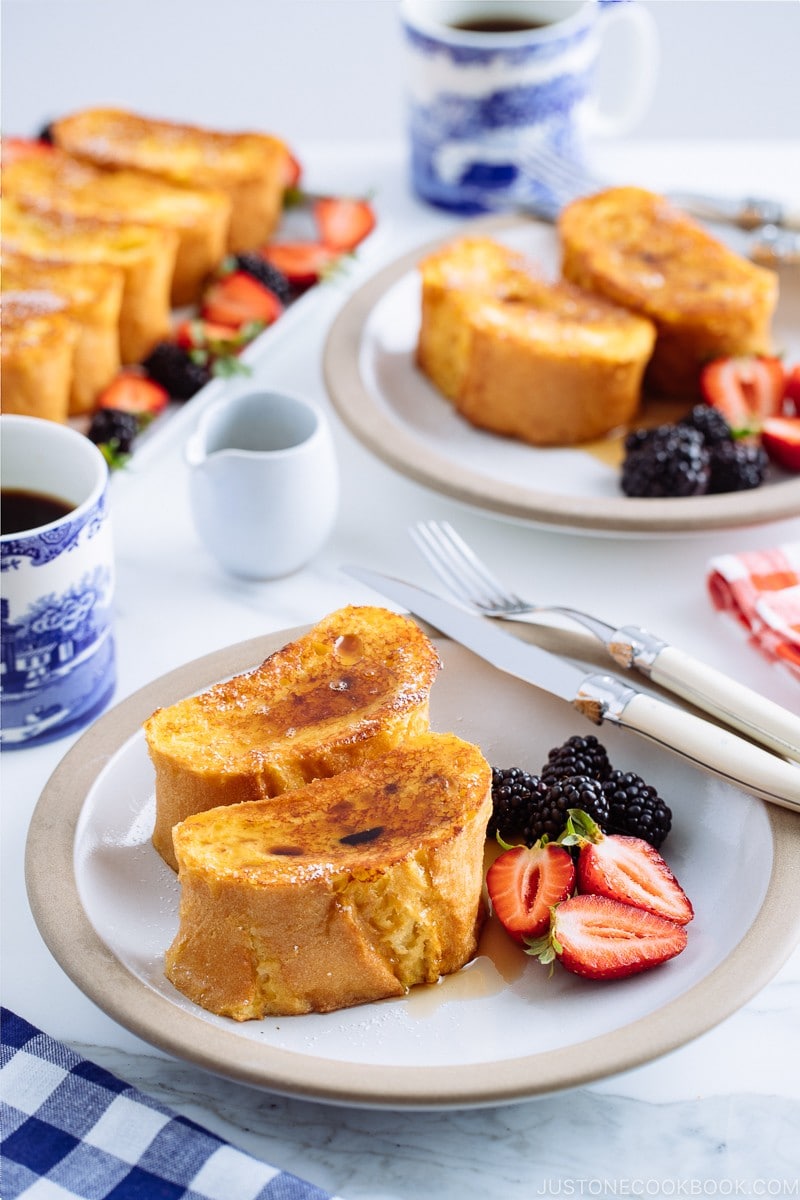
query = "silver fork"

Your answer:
(409, 520), (800, 763)
(516, 144), (800, 265)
